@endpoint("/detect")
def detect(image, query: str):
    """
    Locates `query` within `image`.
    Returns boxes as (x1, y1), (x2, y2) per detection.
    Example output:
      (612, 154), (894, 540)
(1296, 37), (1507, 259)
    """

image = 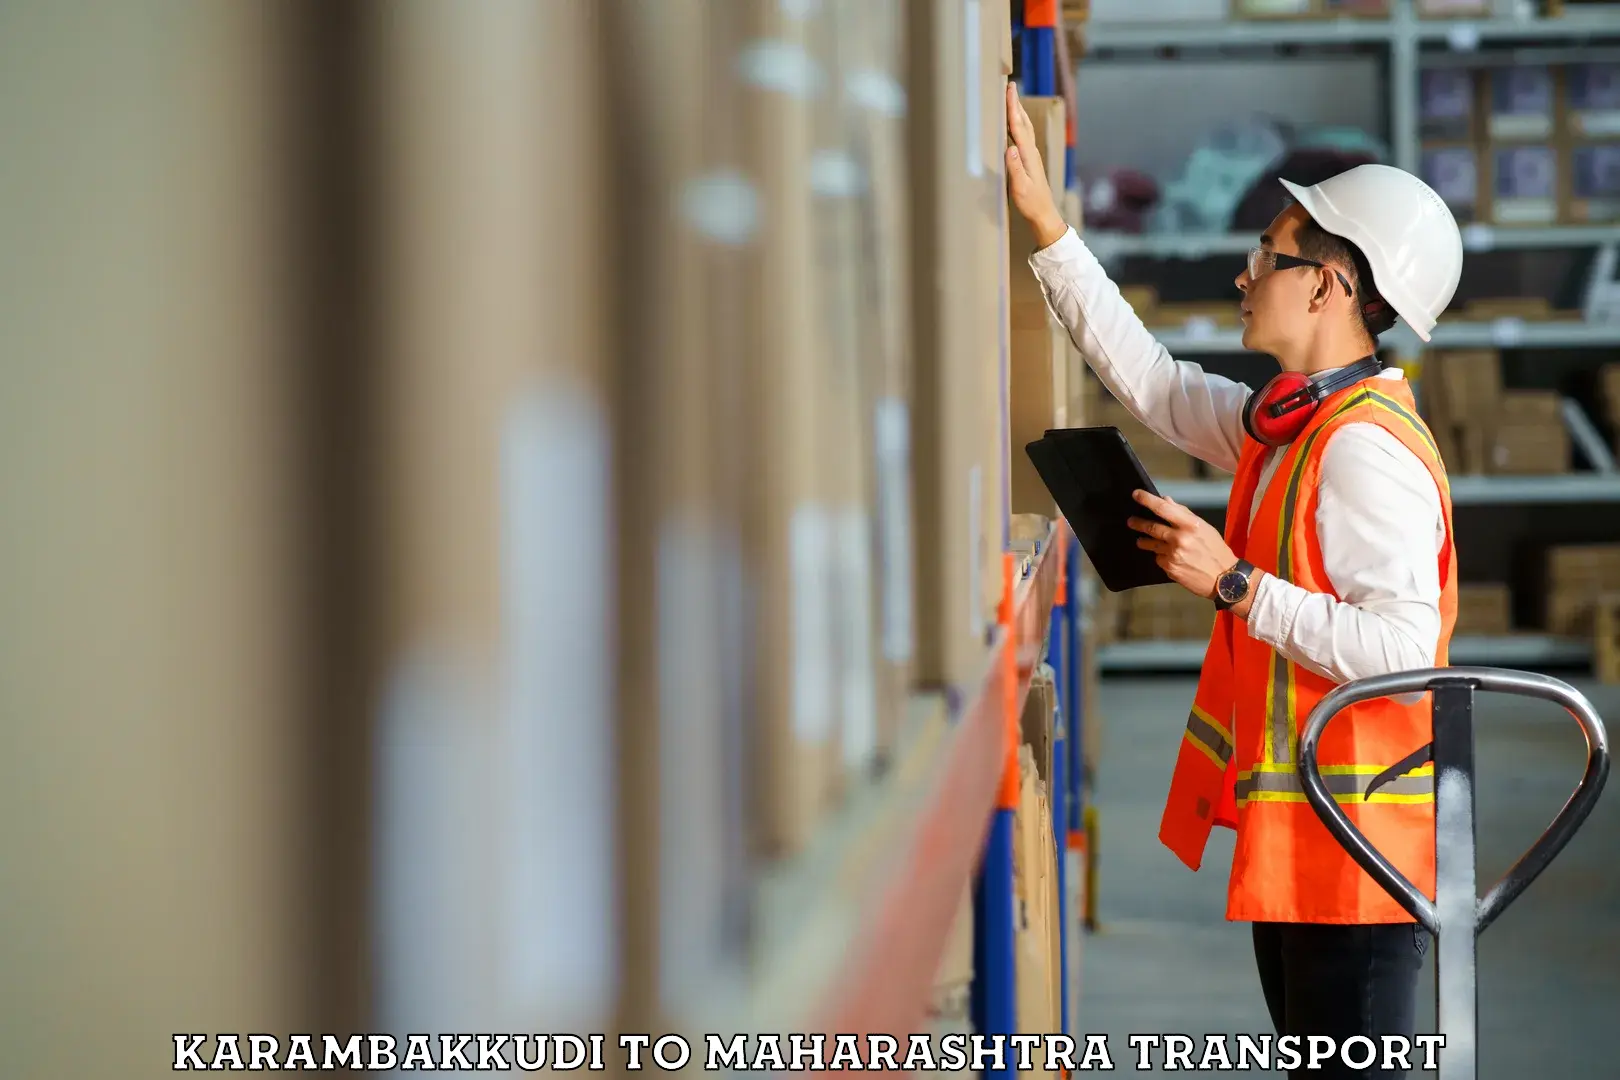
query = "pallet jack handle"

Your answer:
(1298, 667), (1610, 1080)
